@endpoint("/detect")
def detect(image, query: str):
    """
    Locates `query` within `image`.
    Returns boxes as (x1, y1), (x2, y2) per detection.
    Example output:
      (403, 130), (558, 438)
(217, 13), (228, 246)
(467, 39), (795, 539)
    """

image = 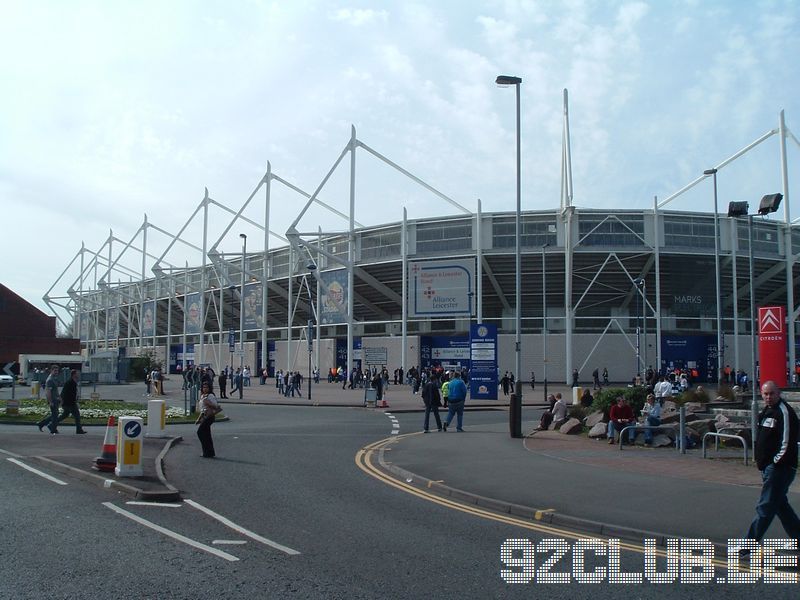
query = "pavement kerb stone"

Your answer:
(155, 436), (183, 495)
(375, 433), (729, 552)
